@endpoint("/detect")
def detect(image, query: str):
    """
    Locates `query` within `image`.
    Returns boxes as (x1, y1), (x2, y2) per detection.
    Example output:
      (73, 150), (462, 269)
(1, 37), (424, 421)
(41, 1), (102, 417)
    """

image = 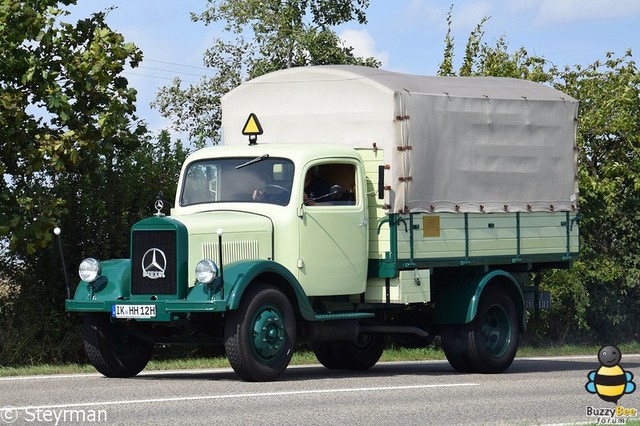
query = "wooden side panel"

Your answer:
(468, 215), (518, 257)
(396, 212), (578, 262)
